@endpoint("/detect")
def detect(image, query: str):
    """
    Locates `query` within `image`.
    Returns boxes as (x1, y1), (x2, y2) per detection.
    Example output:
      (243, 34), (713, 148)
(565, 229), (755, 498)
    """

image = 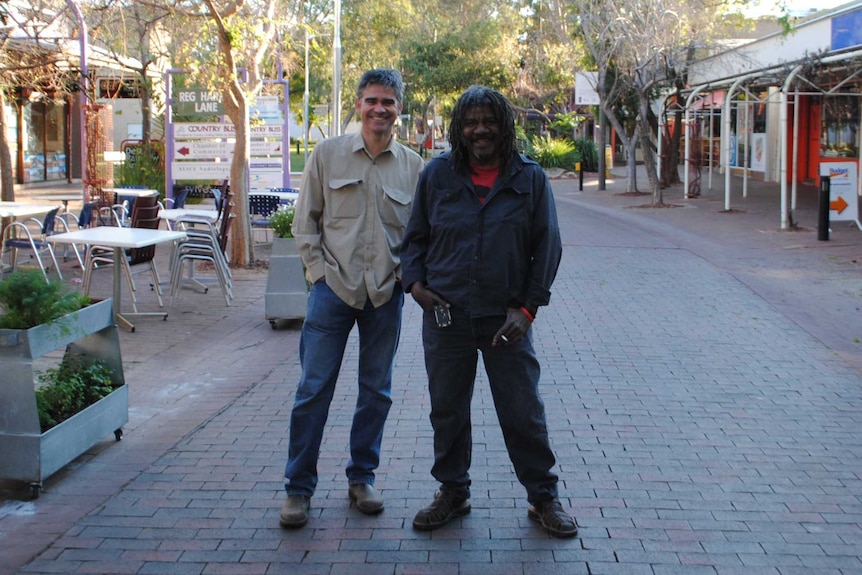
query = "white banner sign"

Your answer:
(575, 72), (600, 106)
(174, 141), (283, 160)
(820, 161), (861, 228)
(172, 161), (283, 181)
(251, 171), (285, 192)
(172, 161), (231, 179)
(173, 123), (283, 139)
